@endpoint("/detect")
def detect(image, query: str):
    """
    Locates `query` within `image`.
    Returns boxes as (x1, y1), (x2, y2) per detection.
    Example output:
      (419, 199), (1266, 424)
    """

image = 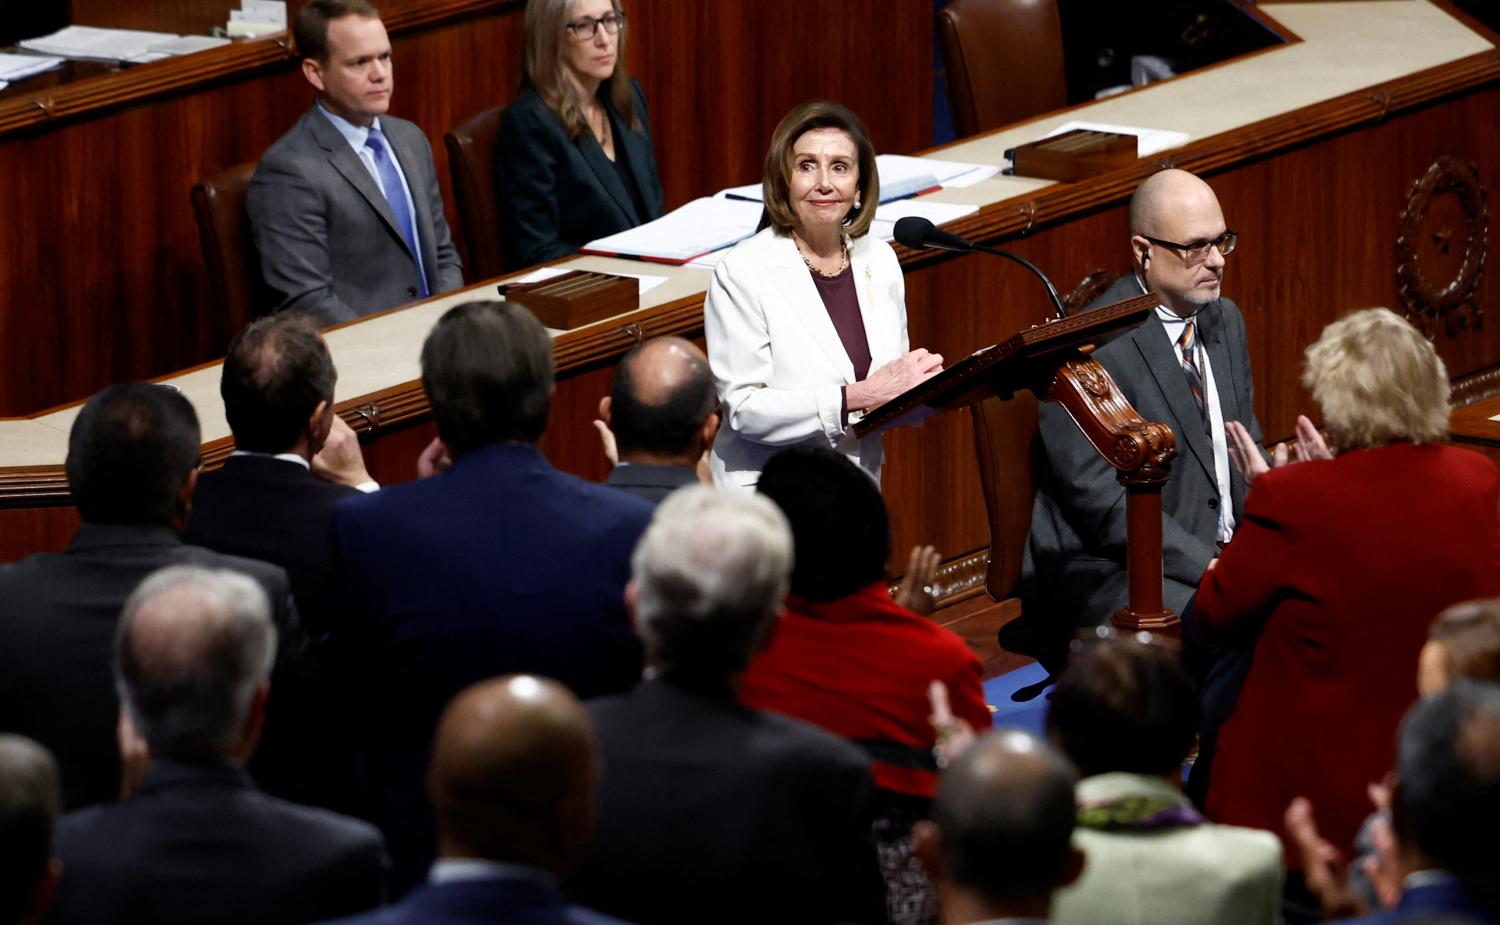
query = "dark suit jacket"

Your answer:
(48, 759), (386, 925)
(496, 81), (664, 269)
(1021, 275), (1262, 637)
(334, 443), (652, 892)
(601, 462), (697, 504)
(1329, 876), (1491, 925)
(320, 869), (632, 925)
(249, 106), (464, 325)
(567, 675), (886, 925)
(184, 454), (367, 813)
(1197, 443), (1500, 858)
(0, 524), (302, 810)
